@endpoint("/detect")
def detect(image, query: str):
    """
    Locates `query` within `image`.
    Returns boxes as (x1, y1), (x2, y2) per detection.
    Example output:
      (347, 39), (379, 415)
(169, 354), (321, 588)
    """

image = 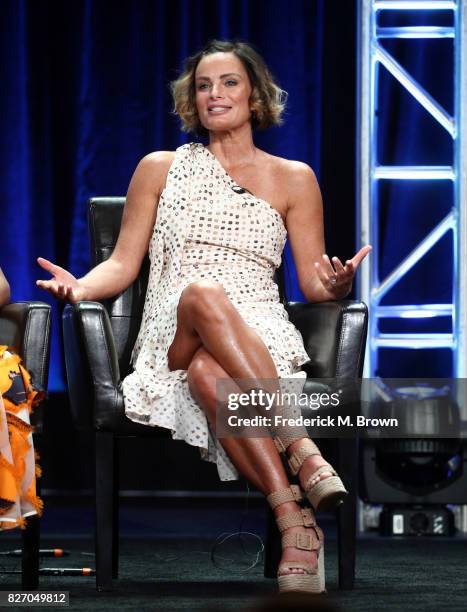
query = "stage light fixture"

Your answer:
(360, 382), (467, 535)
